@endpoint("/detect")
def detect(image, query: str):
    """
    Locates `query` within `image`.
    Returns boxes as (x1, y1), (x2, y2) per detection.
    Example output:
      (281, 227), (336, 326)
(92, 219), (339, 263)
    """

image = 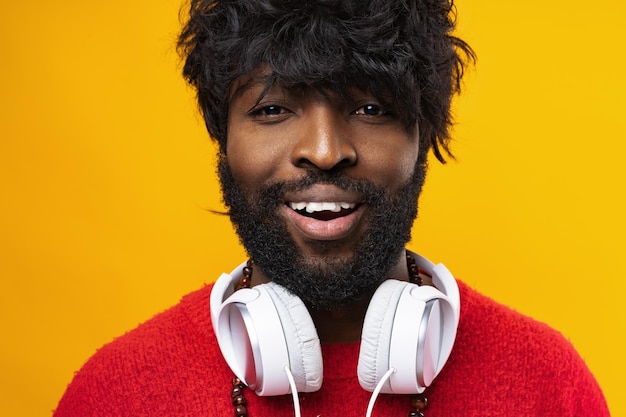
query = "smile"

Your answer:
(281, 201), (364, 241)
(288, 202), (357, 221)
